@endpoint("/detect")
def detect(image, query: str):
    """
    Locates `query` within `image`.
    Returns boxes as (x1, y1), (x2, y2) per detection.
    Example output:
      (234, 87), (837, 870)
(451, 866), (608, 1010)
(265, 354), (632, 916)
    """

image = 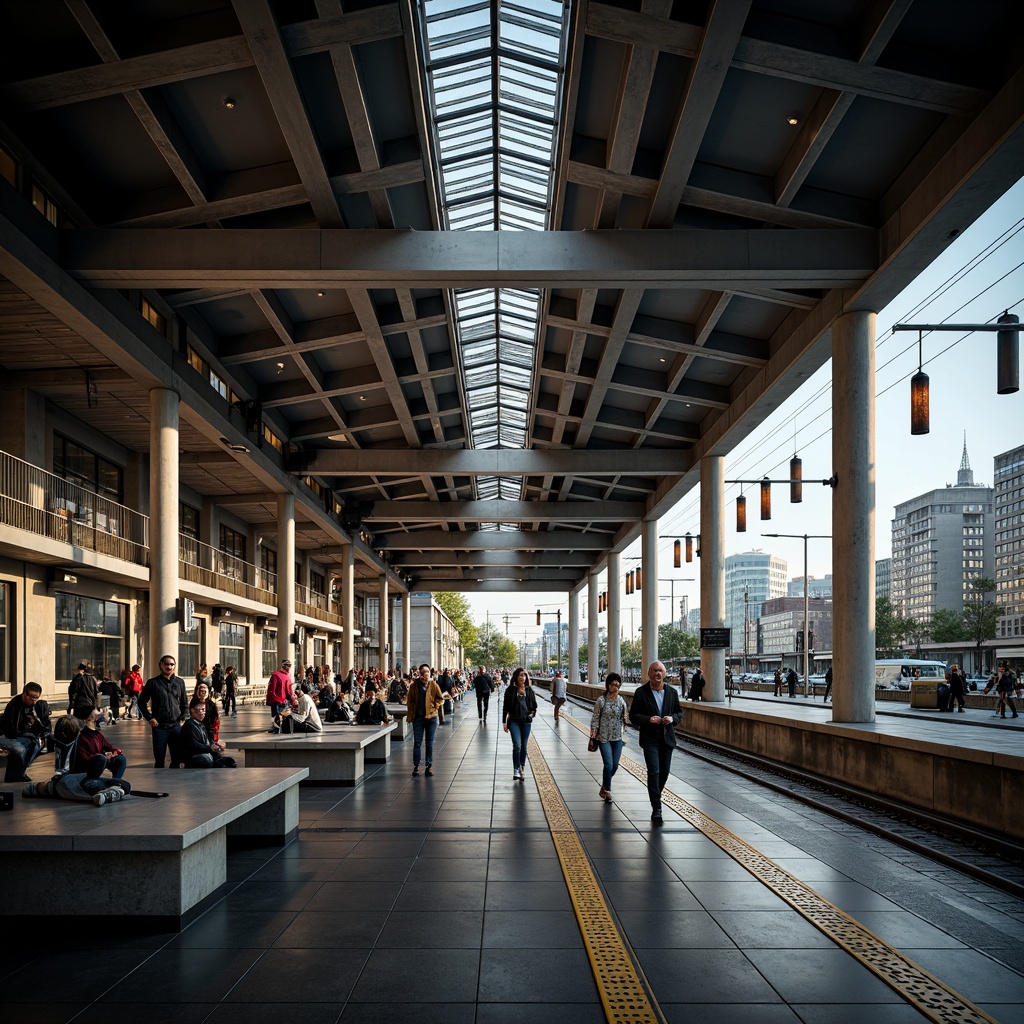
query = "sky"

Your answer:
(466, 176), (1024, 644)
